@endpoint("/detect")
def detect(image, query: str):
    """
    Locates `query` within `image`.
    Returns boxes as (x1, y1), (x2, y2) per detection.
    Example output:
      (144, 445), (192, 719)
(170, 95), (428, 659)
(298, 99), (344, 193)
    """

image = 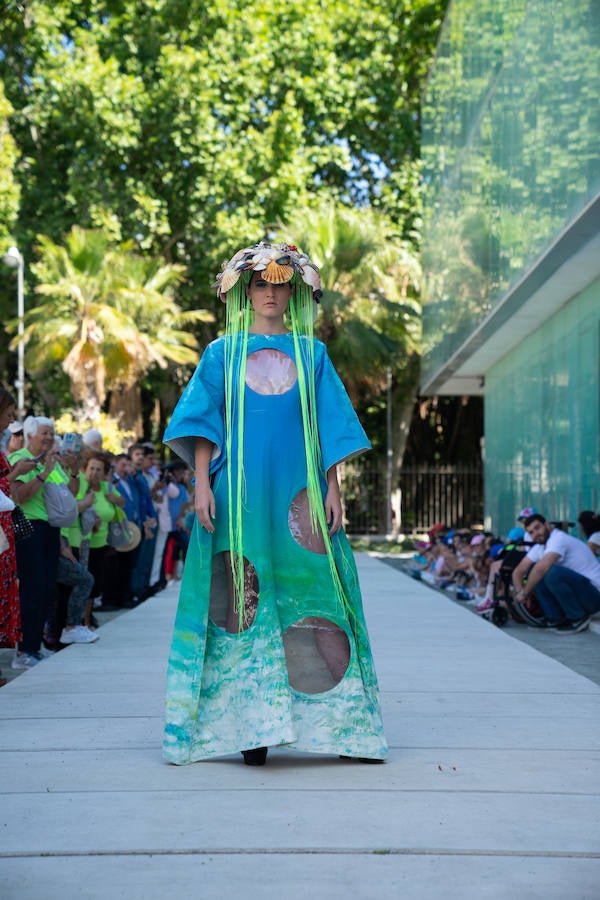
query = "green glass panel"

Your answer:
(484, 277), (600, 536)
(421, 0), (600, 385)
